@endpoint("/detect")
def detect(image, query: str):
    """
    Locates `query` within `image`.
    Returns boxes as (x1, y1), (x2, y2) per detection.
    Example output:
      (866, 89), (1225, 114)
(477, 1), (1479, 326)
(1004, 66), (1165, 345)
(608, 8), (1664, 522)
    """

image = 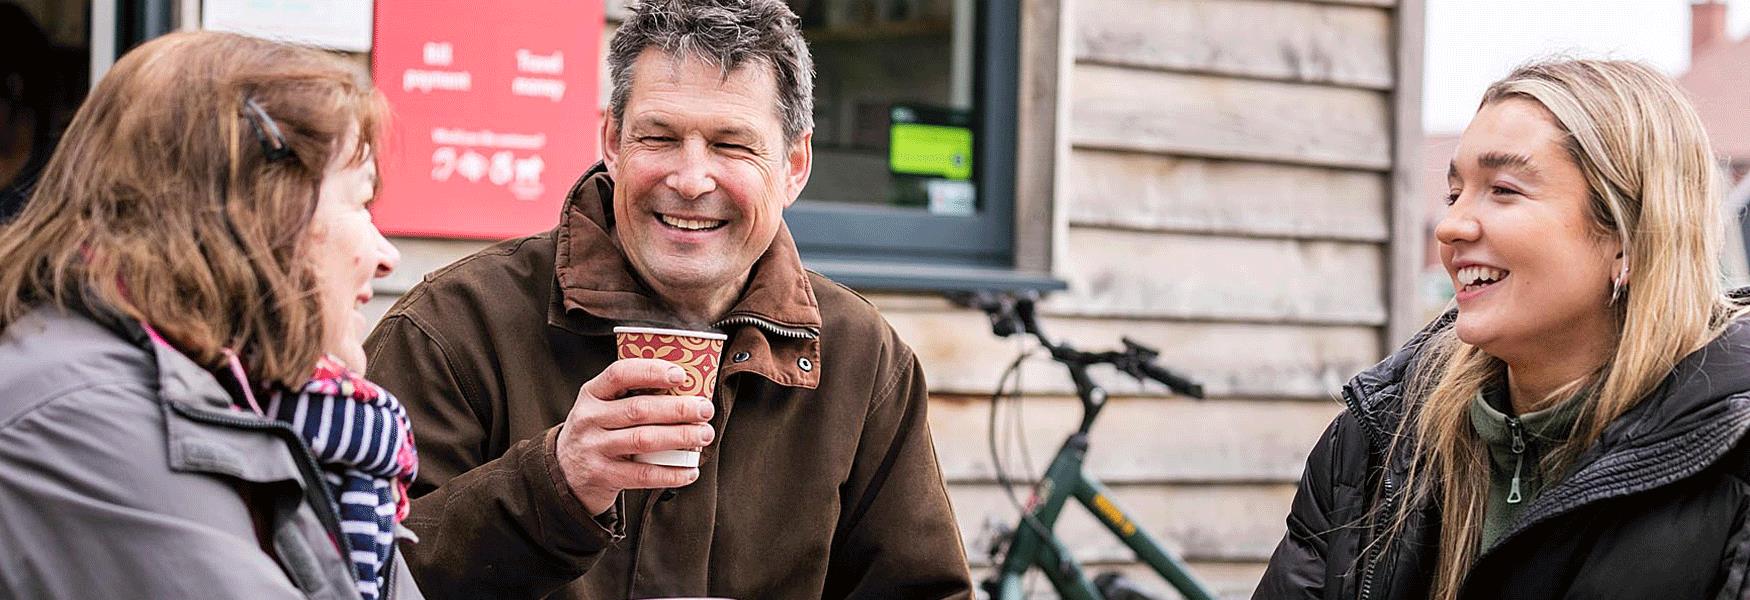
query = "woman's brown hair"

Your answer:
(0, 31), (386, 388)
